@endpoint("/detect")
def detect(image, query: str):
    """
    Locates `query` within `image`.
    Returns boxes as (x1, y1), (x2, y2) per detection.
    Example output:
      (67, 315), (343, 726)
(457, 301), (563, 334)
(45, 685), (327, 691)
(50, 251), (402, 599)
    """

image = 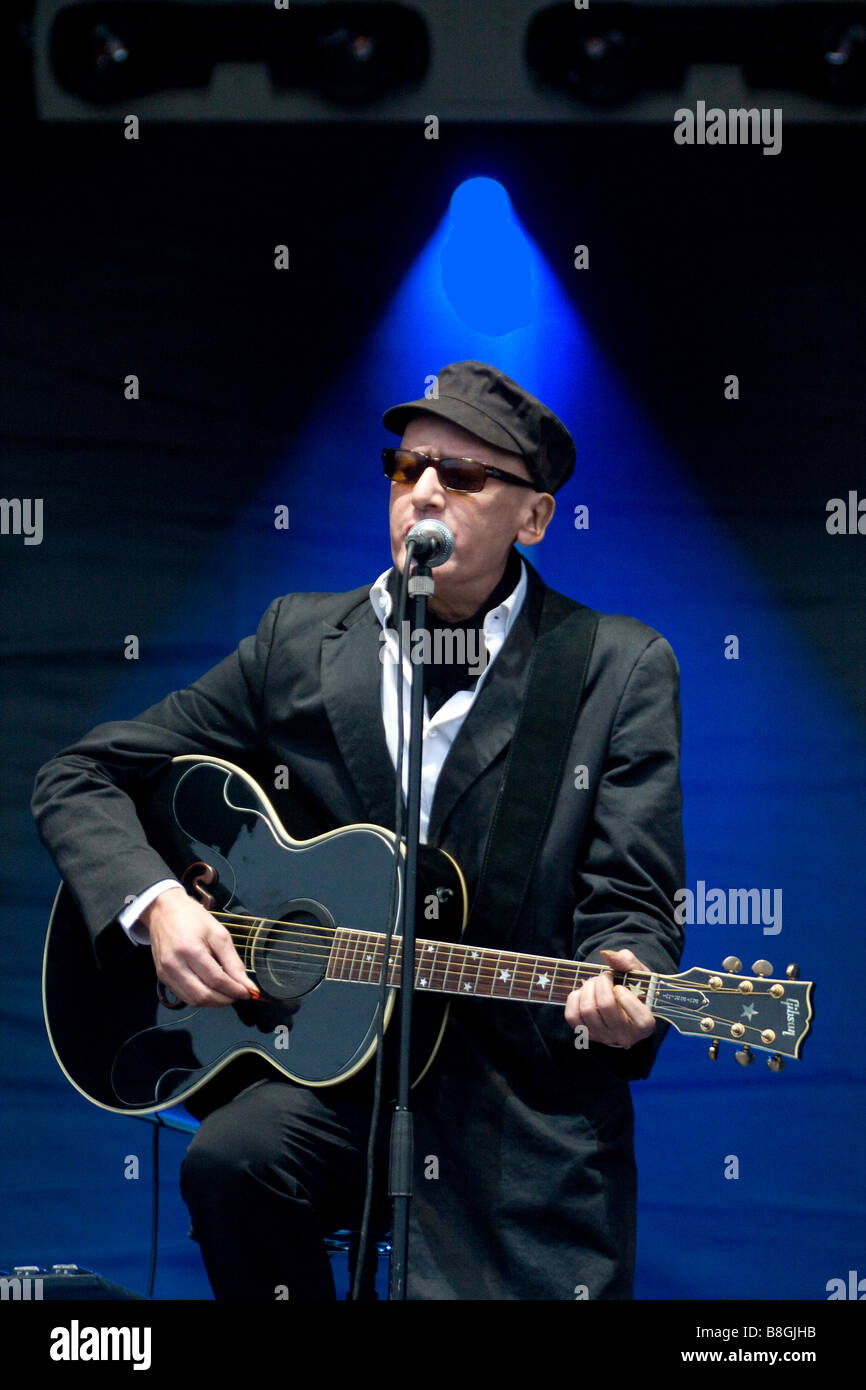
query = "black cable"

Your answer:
(146, 1117), (160, 1300)
(351, 556), (412, 1300)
